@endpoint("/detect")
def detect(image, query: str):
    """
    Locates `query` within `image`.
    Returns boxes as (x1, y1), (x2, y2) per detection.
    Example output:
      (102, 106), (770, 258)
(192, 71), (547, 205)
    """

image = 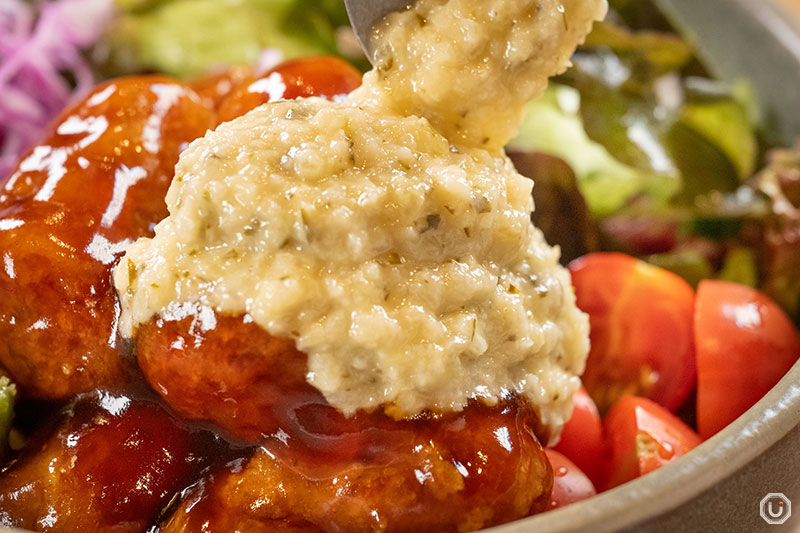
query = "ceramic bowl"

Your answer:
(495, 362), (800, 532)
(2, 1), (799, 532)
